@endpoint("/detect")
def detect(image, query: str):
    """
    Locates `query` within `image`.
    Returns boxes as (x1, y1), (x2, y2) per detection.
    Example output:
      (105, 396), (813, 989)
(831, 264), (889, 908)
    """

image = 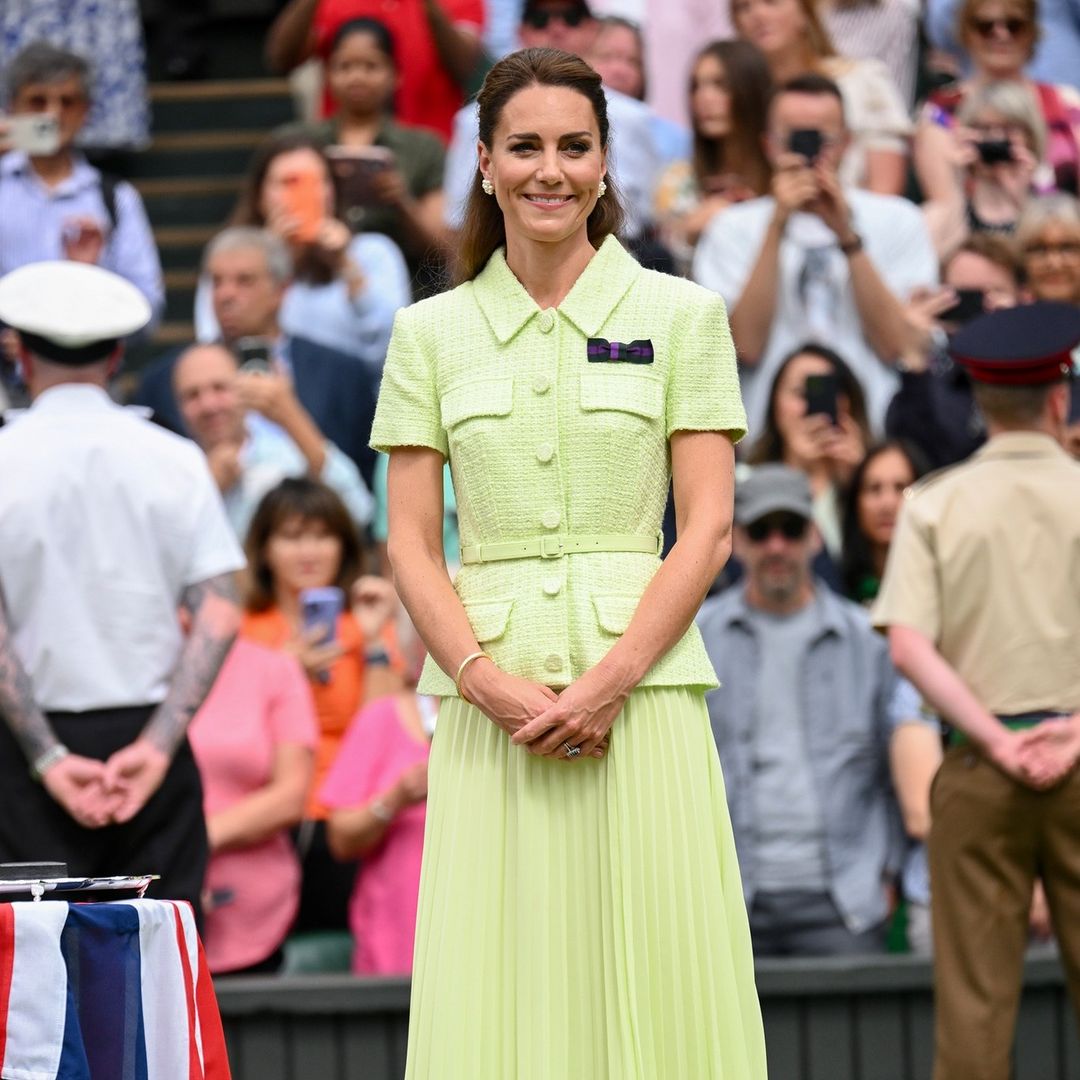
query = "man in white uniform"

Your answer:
(0, 261), (244, 914)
